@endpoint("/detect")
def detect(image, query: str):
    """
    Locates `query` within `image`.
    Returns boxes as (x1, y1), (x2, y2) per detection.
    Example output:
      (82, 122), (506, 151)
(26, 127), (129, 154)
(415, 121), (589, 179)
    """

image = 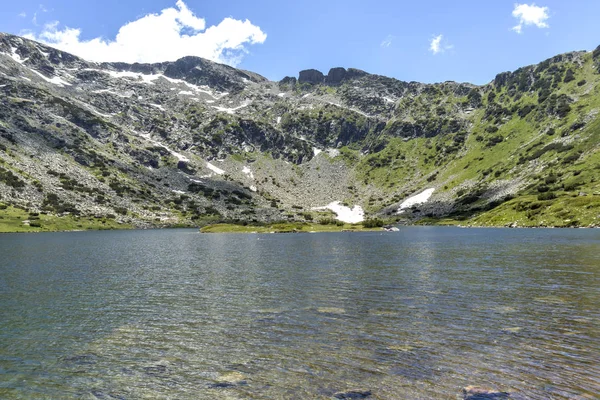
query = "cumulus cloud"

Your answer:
(512, 3), (550, 34)
(23, 0), (267, 66)
(430, 35), (442, 54)
(429, 34), (452, 55)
